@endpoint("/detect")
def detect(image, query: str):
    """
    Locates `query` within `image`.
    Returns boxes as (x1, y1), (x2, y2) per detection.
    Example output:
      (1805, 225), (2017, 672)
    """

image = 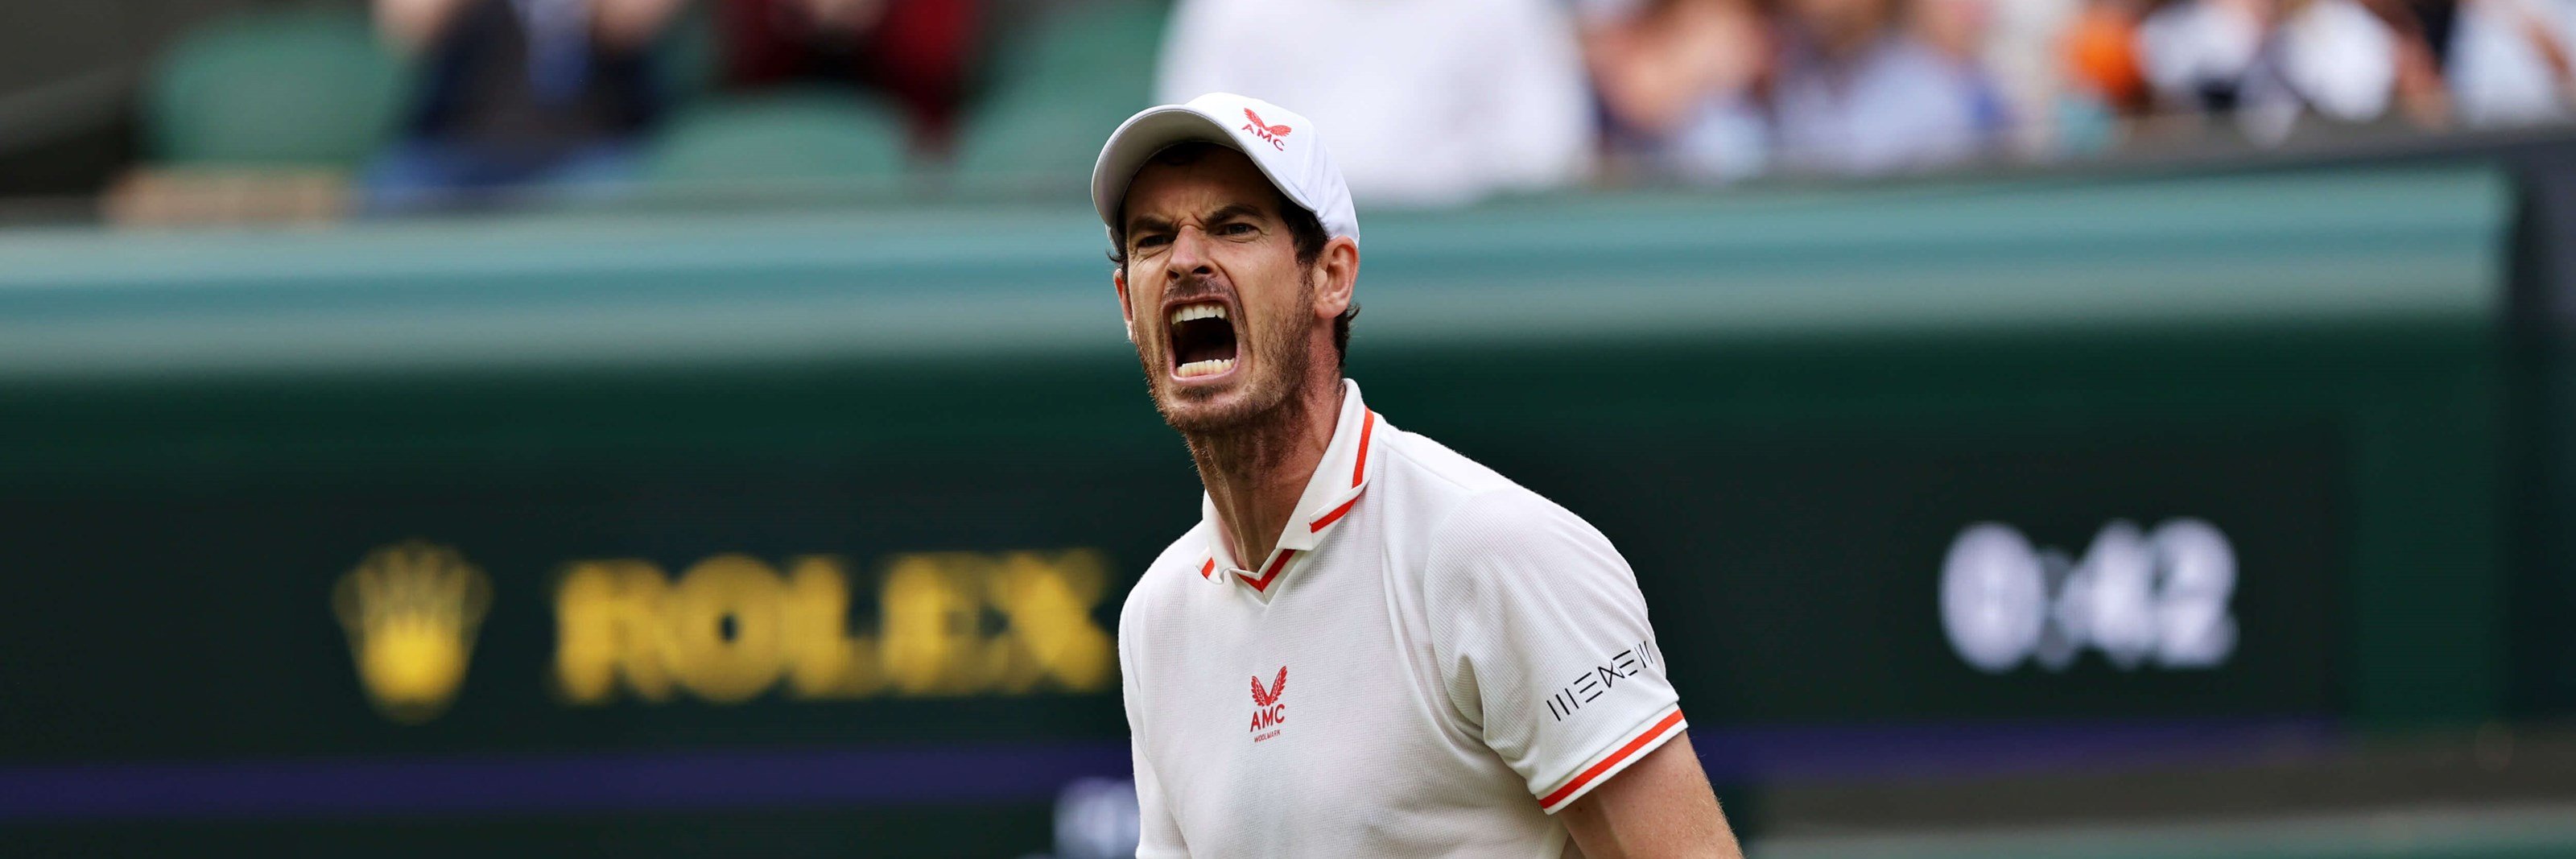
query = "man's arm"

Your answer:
(1559, 733), (1743, 859)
